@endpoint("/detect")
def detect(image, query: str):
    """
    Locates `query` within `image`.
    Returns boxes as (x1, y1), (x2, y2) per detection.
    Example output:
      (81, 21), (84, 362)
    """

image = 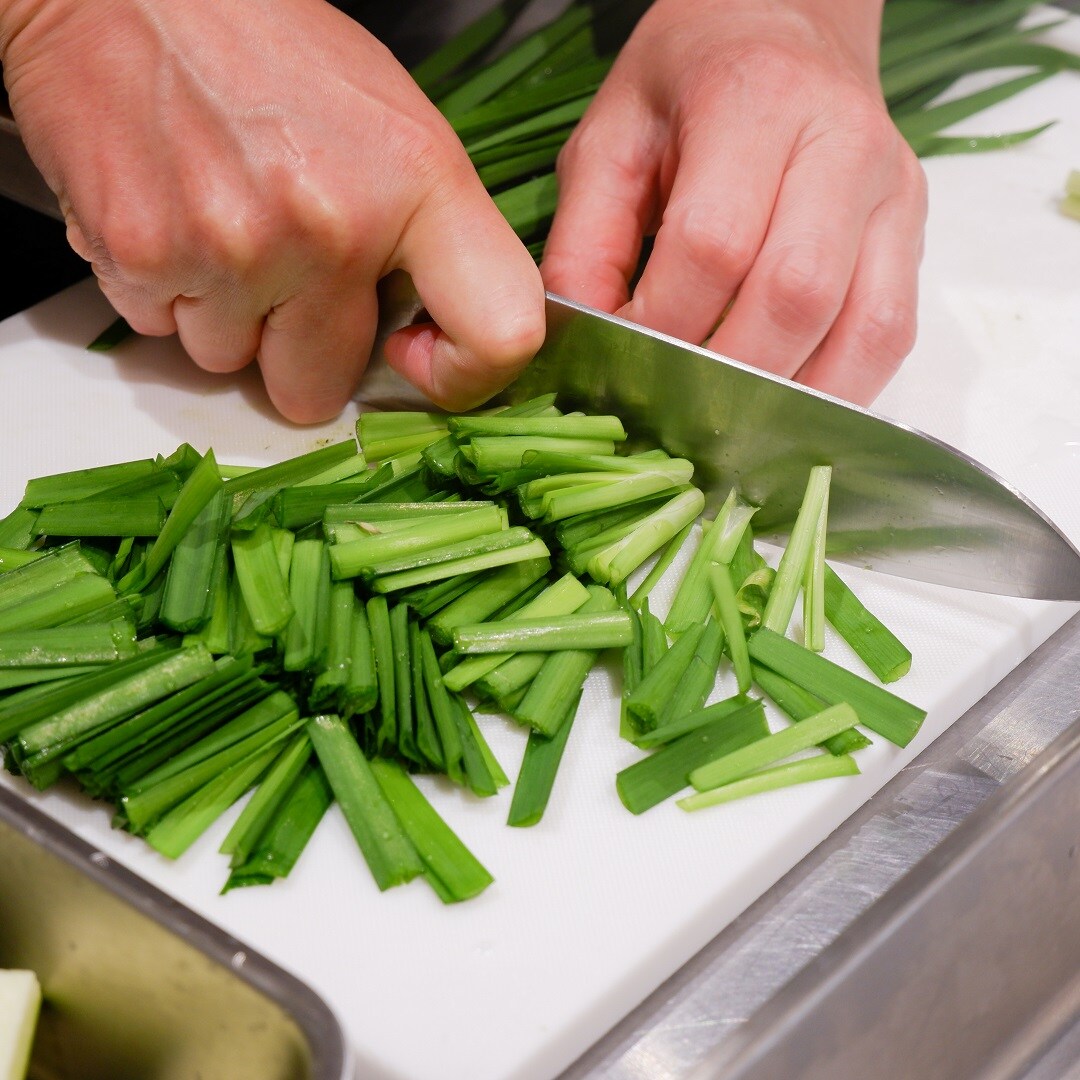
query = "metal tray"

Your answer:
(562, 608), (1080, 1080)
(0, 785), (351, 1080)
